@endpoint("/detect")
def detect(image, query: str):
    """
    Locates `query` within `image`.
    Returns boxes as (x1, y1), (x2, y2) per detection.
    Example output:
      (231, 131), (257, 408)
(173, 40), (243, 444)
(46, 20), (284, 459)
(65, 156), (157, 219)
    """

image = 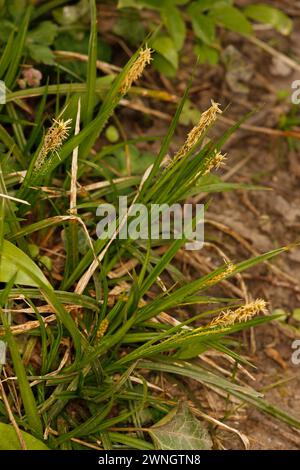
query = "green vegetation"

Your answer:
(0, 0), (298, 450)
